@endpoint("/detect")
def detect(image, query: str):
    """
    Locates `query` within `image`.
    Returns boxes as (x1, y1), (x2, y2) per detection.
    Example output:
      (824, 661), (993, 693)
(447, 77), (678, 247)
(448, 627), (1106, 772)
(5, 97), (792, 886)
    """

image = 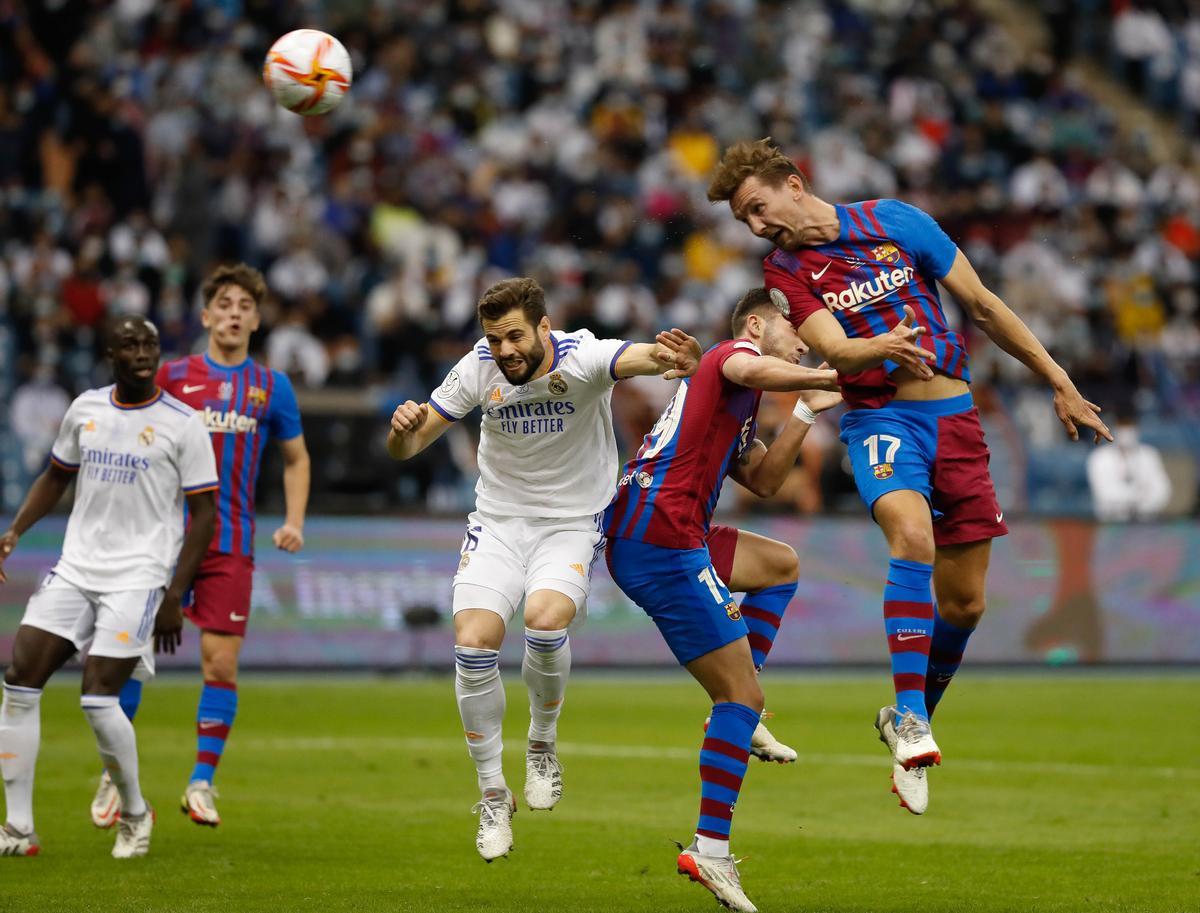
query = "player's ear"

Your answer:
(200, 307), (212, 330)
(537, 315), (552, 340)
